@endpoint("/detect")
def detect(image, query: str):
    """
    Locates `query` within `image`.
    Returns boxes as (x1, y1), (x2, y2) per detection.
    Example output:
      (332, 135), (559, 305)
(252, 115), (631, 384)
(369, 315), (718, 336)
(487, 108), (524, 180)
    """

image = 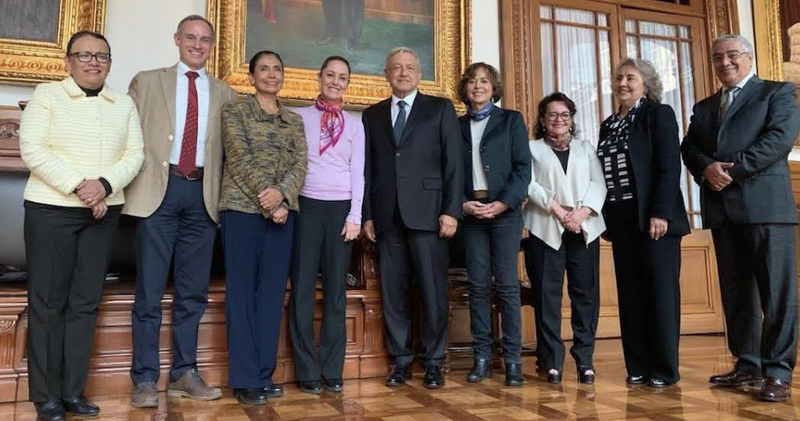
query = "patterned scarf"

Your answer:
(467, 101), (494, 121)
(315, 95), (345, 154)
